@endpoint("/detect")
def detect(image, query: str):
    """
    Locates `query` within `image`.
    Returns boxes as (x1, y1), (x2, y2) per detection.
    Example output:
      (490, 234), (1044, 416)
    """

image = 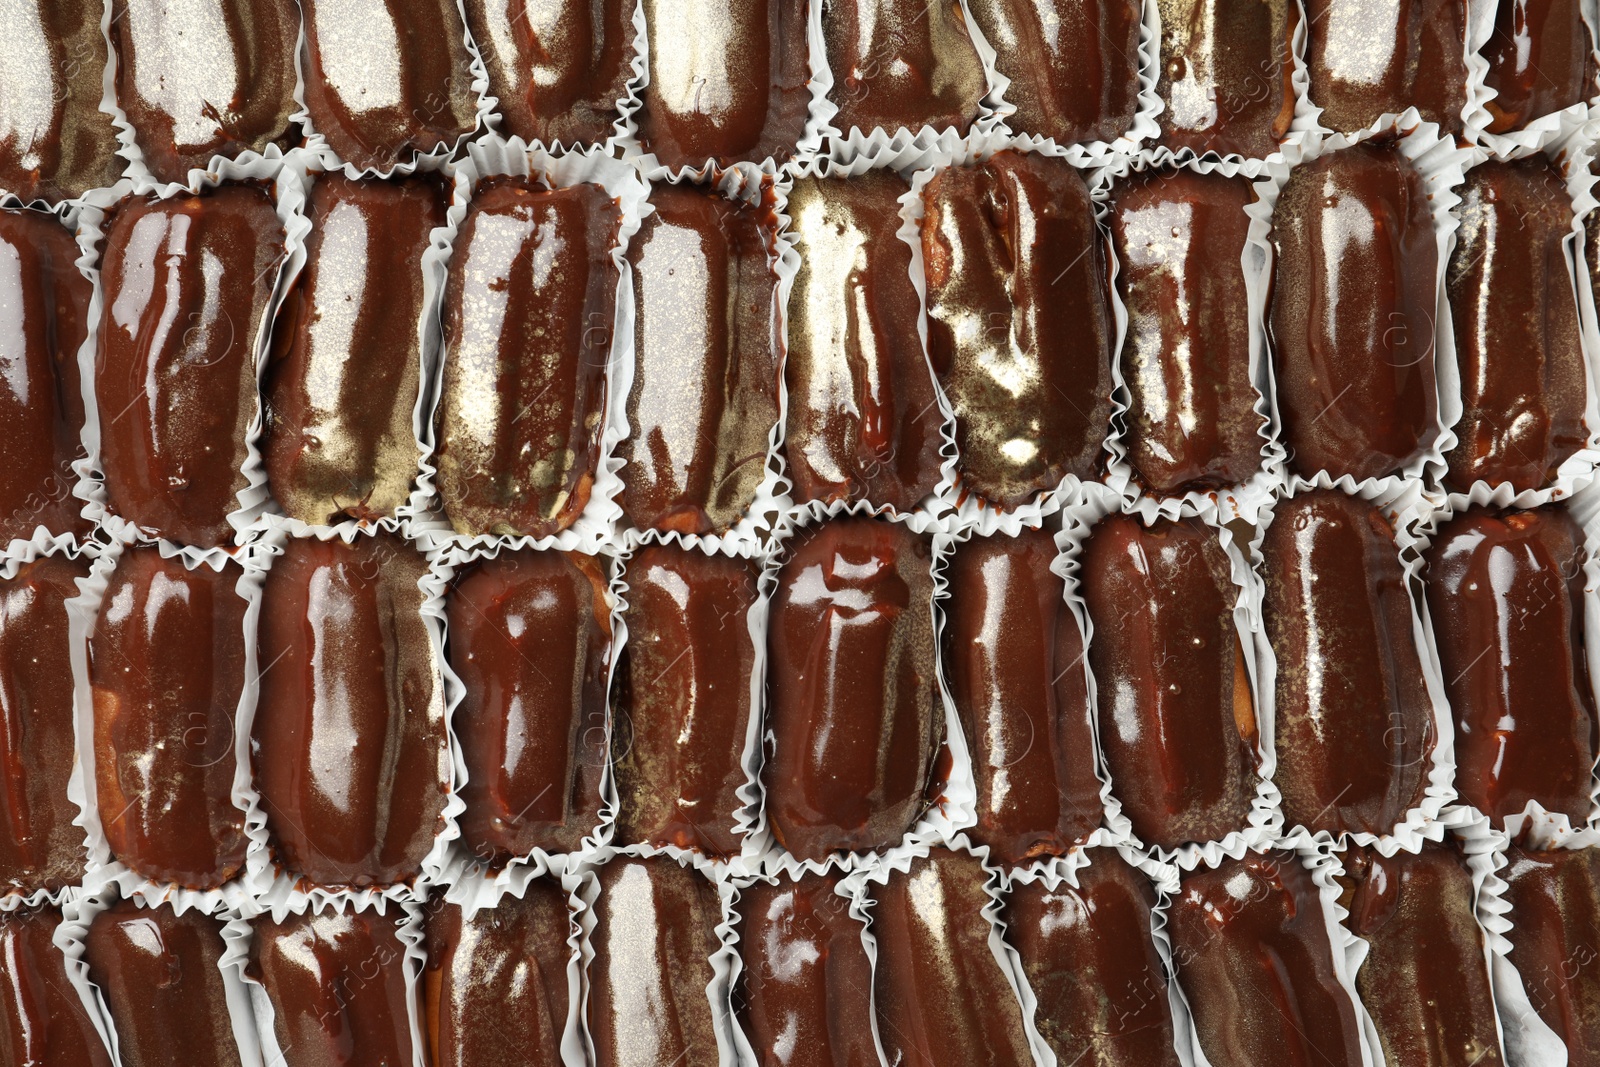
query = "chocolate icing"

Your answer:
(0, 906), (111, 1066)
(1482, 0), (1597, 133)
(1305, 0), (1468, 134)
(1154, 0), (1297, 157)
(1501, 845), (1600, 1062)
(822, 0), (986, 137)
